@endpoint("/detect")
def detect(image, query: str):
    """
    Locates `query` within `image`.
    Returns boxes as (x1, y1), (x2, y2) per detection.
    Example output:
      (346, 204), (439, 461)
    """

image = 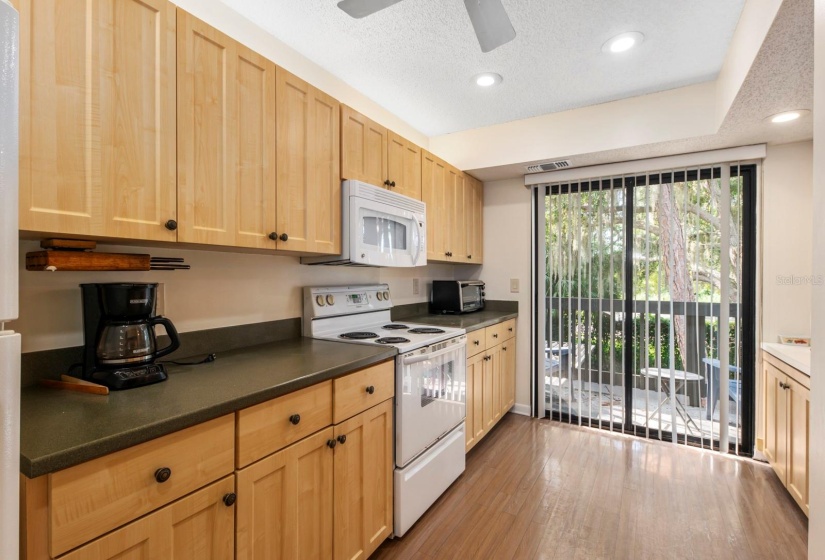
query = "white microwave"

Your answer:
(303, 180), (427, 267)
